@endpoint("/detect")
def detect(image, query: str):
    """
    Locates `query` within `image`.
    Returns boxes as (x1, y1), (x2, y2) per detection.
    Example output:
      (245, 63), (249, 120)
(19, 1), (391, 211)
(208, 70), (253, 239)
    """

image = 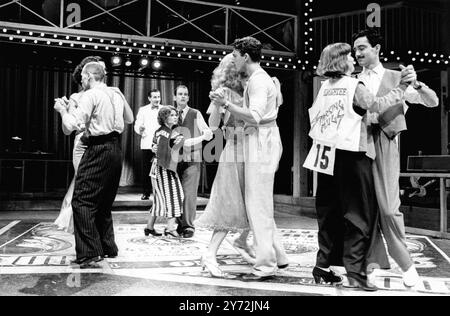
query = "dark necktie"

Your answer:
(178, 110), (183, 126)
(151, 105), (159, 110)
